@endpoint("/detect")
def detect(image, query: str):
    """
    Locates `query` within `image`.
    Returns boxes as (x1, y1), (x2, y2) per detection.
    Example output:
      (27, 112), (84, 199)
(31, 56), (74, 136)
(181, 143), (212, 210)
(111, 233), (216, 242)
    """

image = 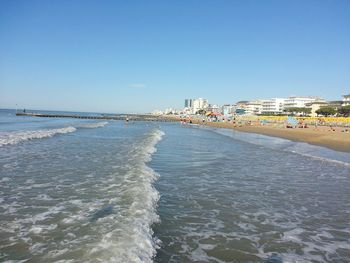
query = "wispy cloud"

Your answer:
(129, 83), (146, 88)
